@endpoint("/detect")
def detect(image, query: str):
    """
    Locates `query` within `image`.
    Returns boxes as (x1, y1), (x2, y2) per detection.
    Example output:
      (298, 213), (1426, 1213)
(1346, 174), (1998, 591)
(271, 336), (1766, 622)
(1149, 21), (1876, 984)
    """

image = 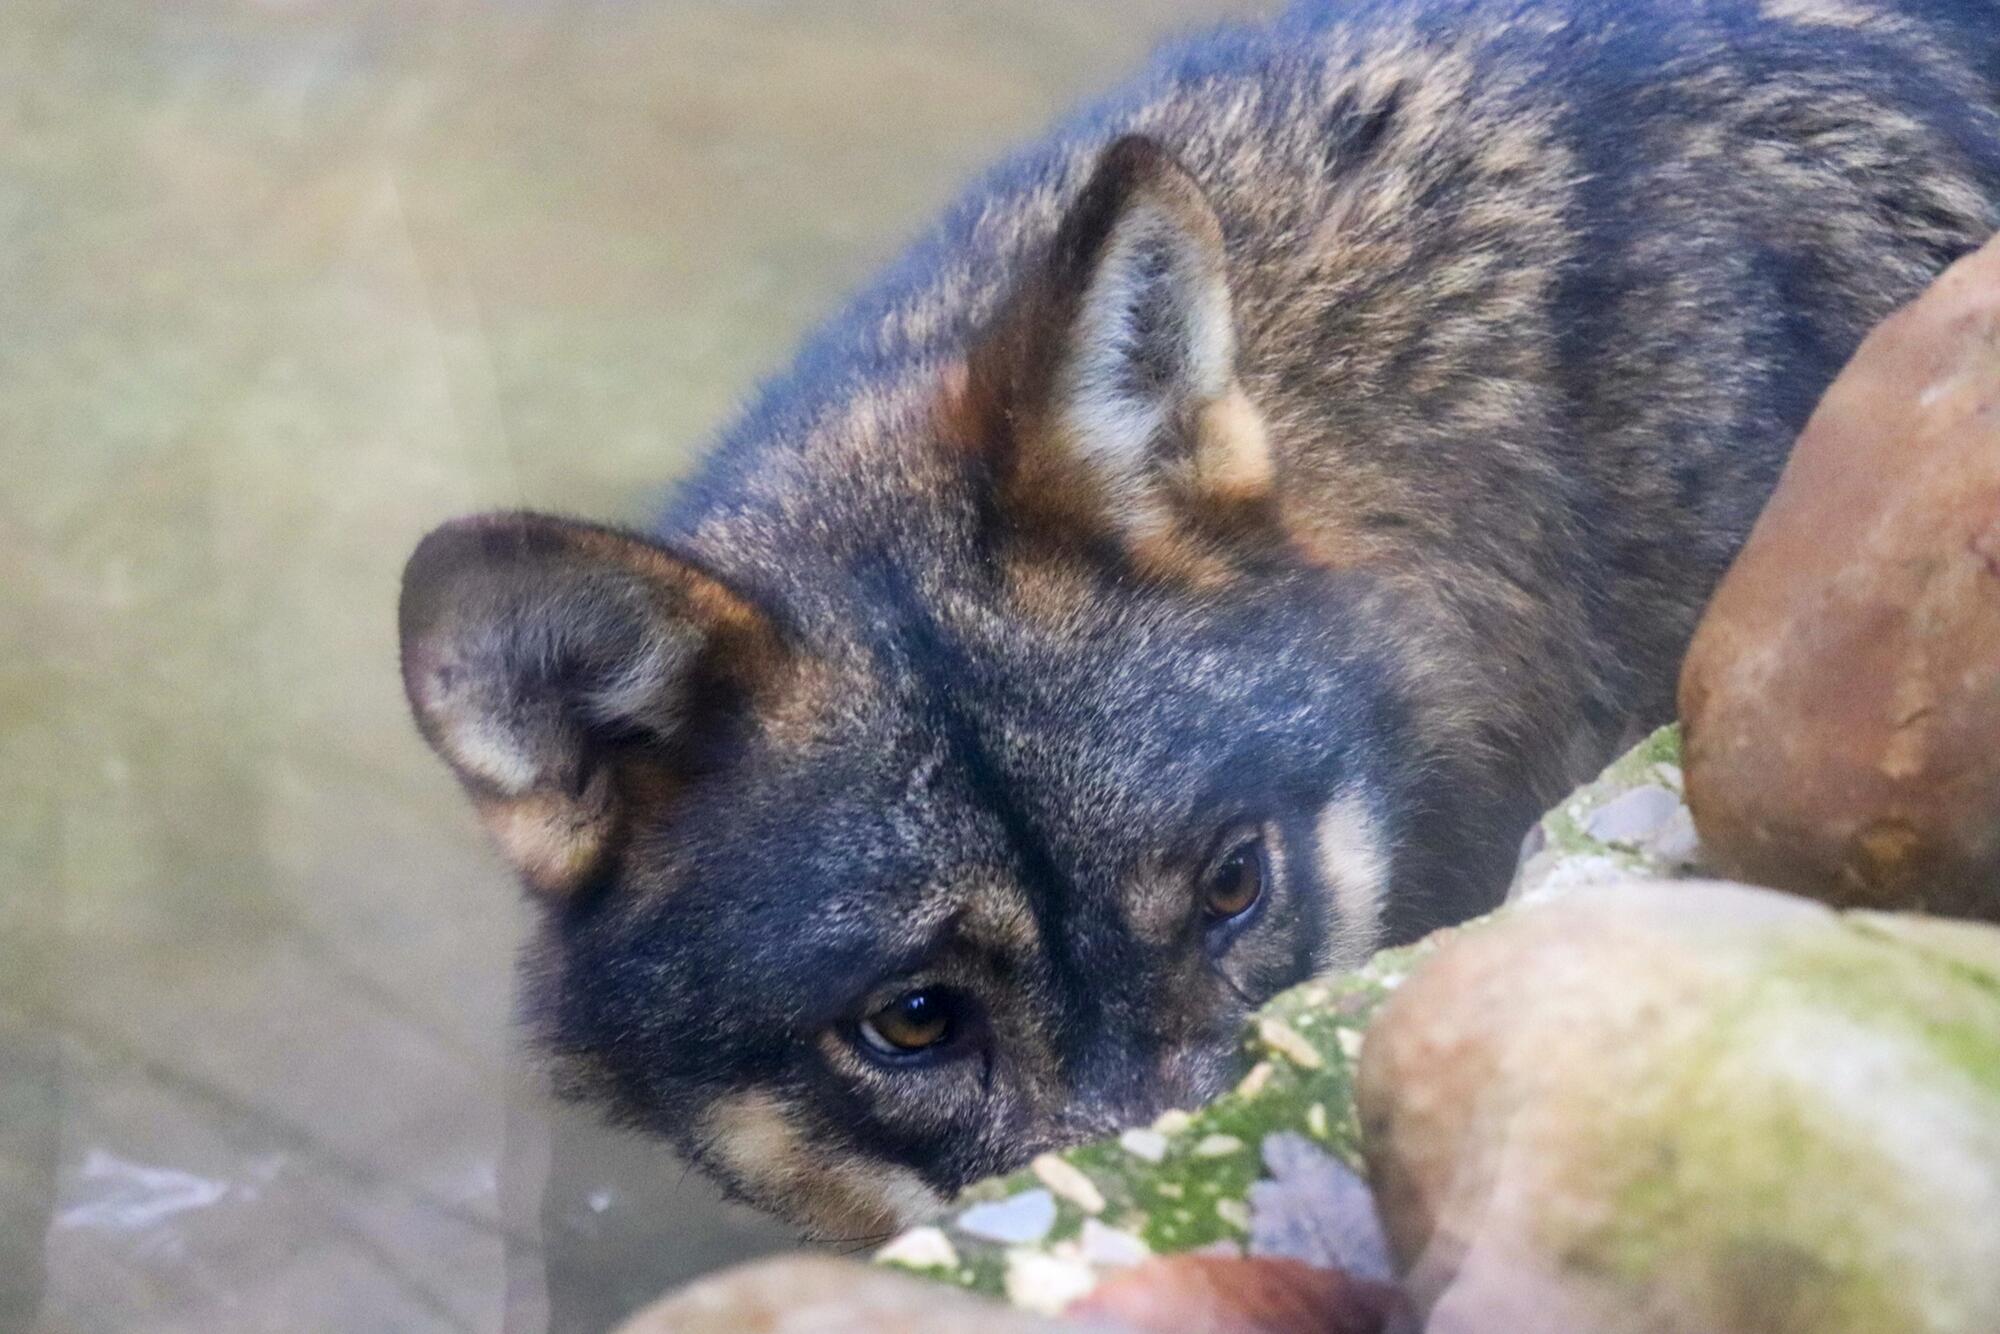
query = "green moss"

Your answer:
(1567, 1013), (1908, 1332)
(1780, 925), (2000, 1099)
(1626, 723), (1683, 771)
(1561, 915), (2000, 1333)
